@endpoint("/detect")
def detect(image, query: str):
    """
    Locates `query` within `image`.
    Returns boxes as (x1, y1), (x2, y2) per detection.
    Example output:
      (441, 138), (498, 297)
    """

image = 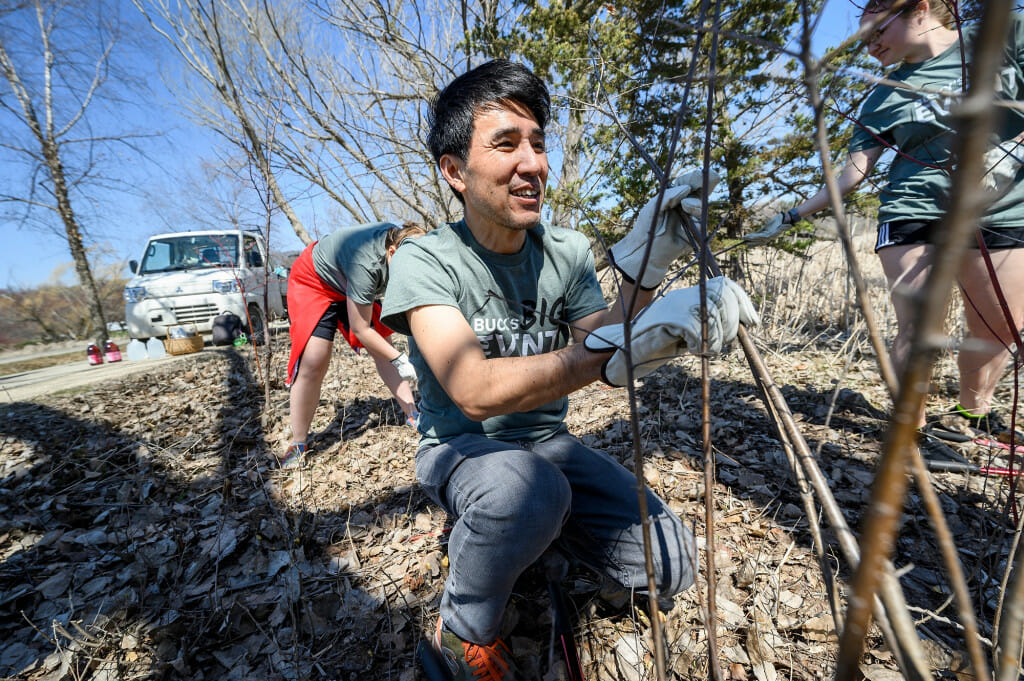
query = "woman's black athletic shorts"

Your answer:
(875, 220), (1024, 251)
